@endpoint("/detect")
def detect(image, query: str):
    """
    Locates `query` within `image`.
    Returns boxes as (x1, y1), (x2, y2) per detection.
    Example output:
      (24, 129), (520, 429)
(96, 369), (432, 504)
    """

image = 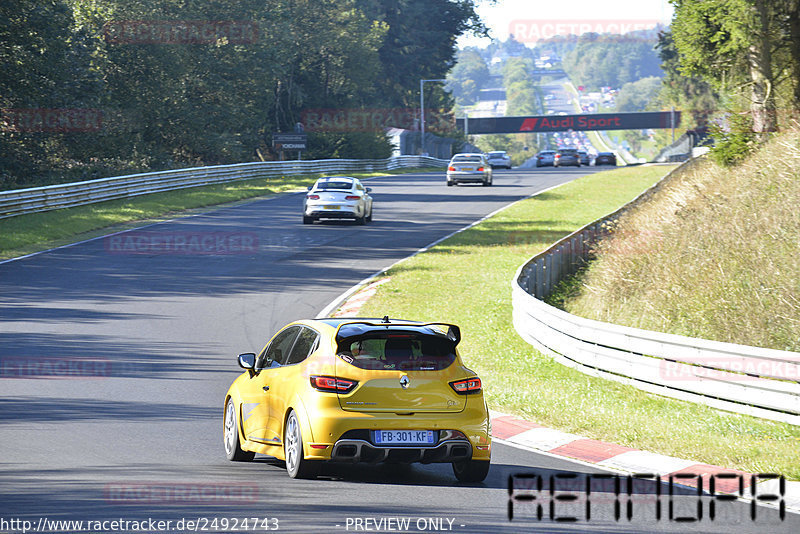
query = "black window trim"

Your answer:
(256, 325), (302, 370)
(282, 325), (321, 367)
